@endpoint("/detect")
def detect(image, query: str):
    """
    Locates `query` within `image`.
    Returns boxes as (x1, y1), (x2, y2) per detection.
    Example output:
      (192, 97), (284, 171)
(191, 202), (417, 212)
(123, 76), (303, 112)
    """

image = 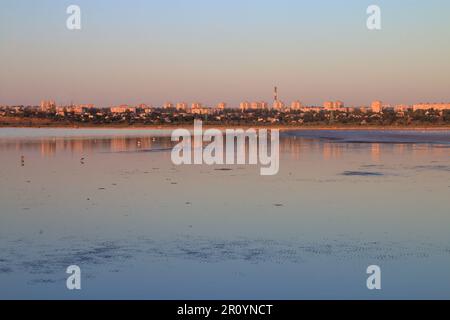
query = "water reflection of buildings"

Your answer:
(1, 135), (448, 159)
(323, 142), (343, 160)
(40, 140), (57, 157)
(279, 137), (303, 160)
(411, 143), (445, 157)
(279, 138), (344, 161)
(371, 144), (380, 162)
(0, 137), (175, 157)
